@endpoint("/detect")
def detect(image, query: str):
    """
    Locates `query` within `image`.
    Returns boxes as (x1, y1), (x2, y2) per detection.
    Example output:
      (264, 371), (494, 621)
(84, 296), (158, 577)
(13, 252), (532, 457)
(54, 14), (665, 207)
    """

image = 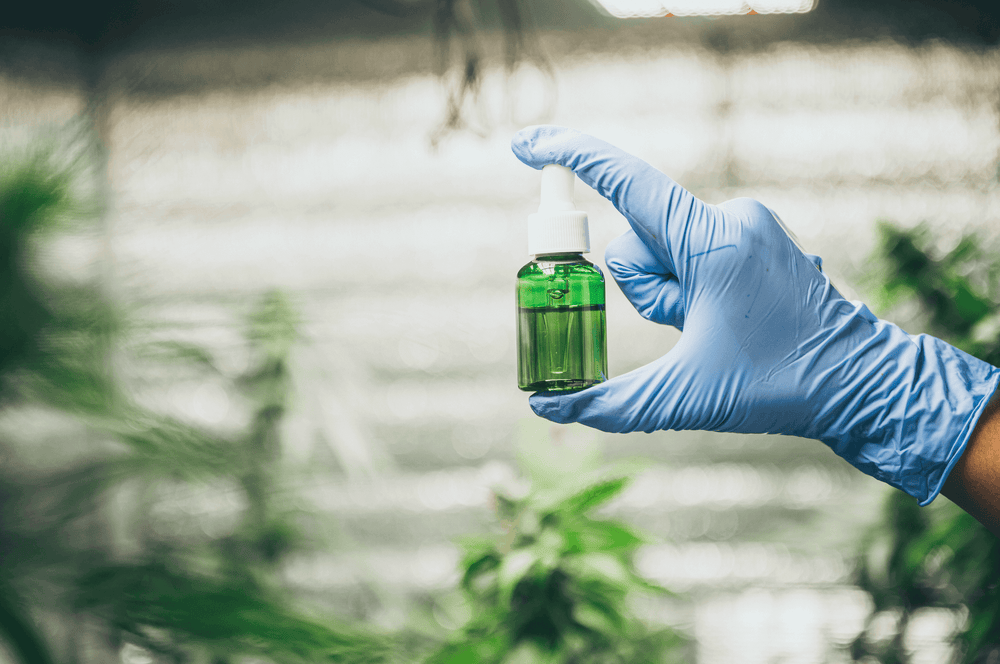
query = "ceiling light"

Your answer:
(590, 0), (815, 17)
